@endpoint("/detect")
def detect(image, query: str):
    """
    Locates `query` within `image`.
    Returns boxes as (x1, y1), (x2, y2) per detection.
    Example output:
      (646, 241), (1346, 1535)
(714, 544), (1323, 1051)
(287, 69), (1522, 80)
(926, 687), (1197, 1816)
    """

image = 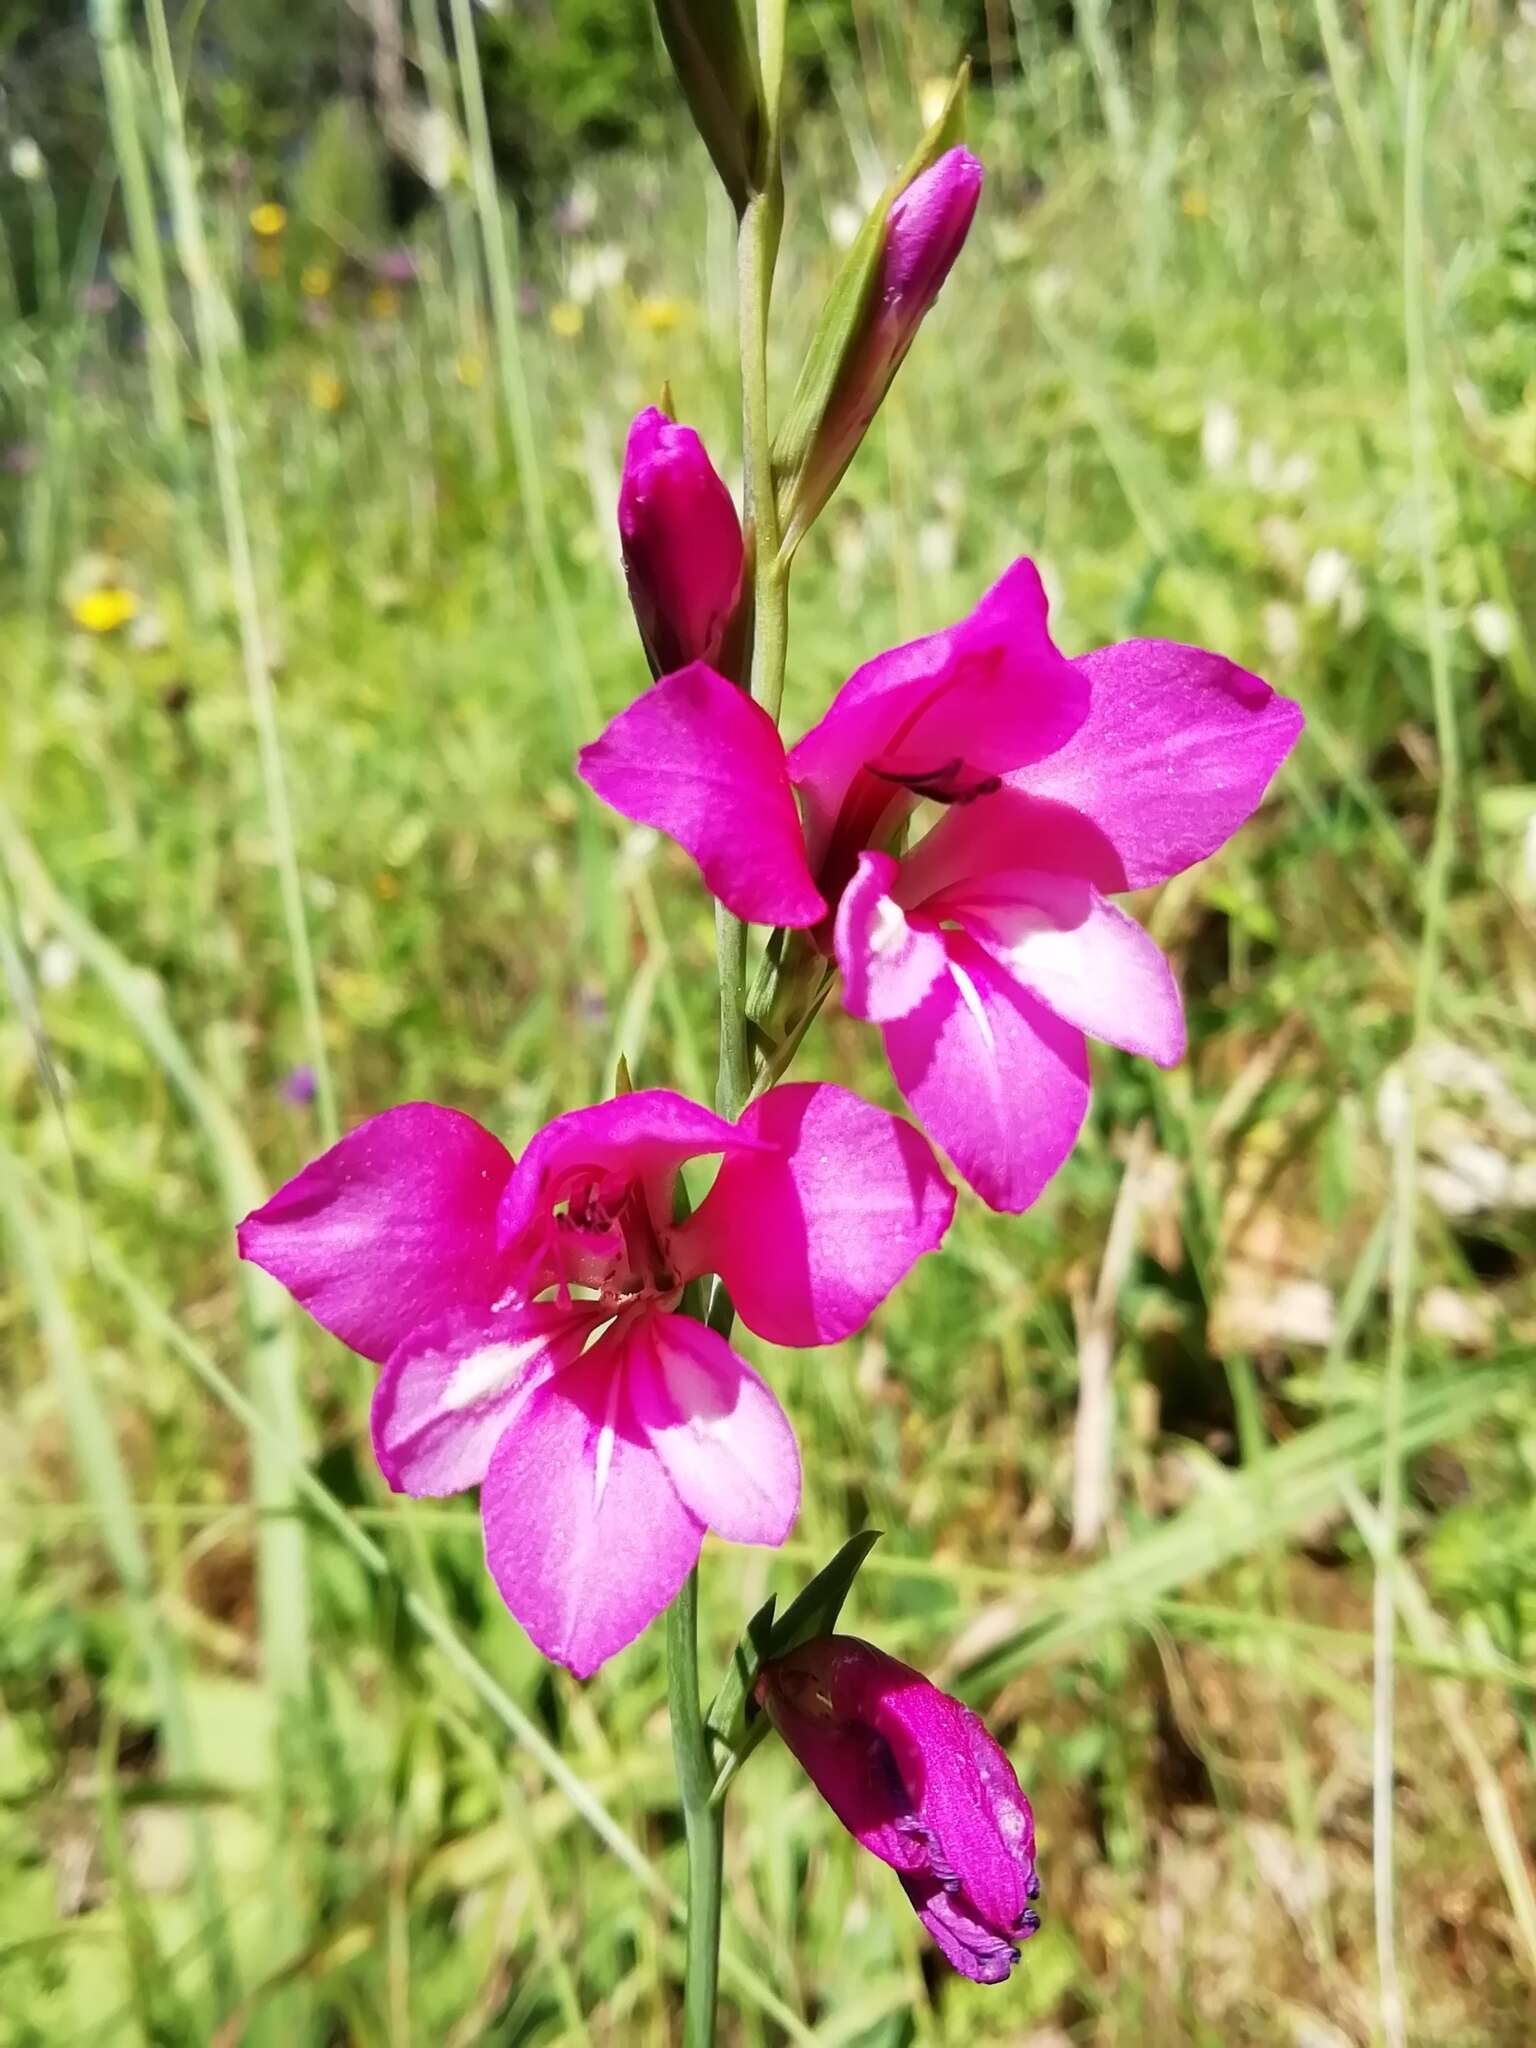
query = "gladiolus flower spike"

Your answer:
(758, 1635), (1041, 1984)
(580, 556), (1304, 1214)
(238, 1086), (953, 1677)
